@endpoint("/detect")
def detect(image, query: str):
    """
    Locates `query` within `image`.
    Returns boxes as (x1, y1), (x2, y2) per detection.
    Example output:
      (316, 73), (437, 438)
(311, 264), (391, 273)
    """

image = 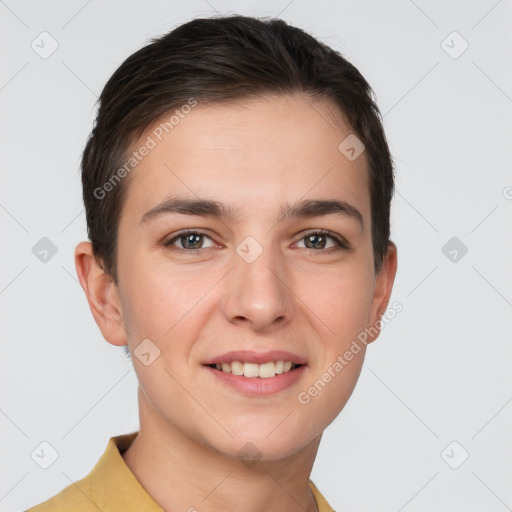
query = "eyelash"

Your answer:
(163, 229), (350, 253)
